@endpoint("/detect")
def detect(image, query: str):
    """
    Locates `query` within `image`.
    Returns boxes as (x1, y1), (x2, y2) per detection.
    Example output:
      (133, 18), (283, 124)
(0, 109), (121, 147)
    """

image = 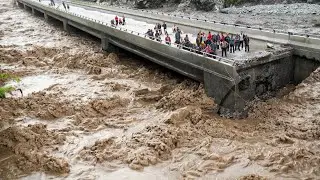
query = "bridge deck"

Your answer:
(43, 0), (275, 62)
